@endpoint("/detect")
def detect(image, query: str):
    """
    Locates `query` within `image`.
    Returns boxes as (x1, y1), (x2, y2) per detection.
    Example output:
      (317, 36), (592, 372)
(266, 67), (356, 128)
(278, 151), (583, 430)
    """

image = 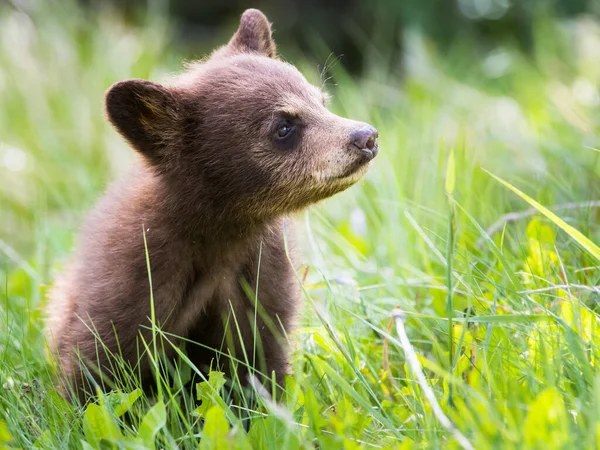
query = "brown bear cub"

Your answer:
(46, 8), (378, 402)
